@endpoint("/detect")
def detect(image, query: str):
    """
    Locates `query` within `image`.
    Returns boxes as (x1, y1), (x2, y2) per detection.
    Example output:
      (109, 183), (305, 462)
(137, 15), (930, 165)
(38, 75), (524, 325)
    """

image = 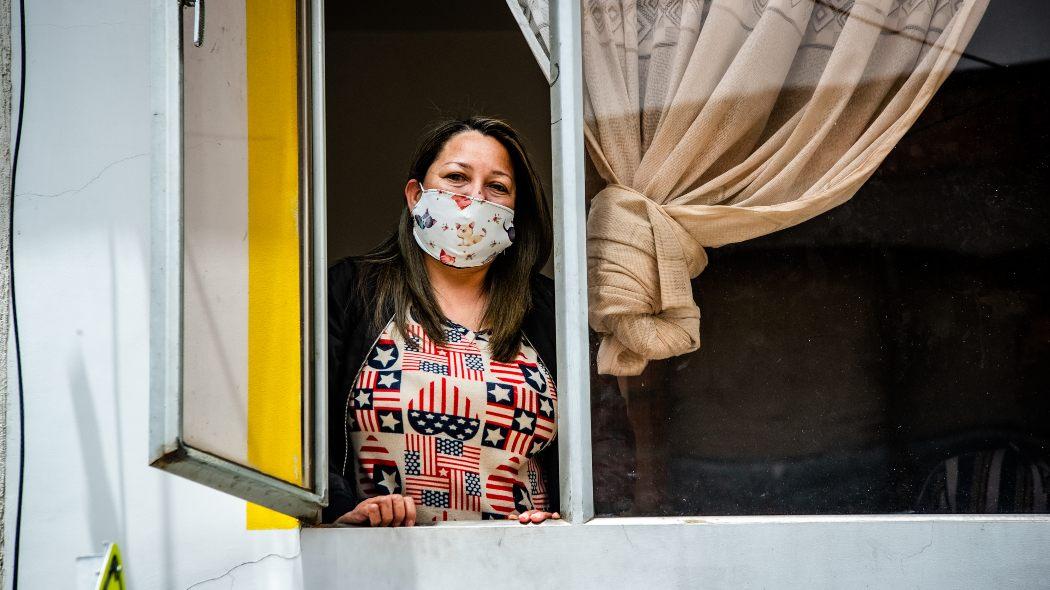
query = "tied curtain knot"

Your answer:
(587, 185), (709, 376)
